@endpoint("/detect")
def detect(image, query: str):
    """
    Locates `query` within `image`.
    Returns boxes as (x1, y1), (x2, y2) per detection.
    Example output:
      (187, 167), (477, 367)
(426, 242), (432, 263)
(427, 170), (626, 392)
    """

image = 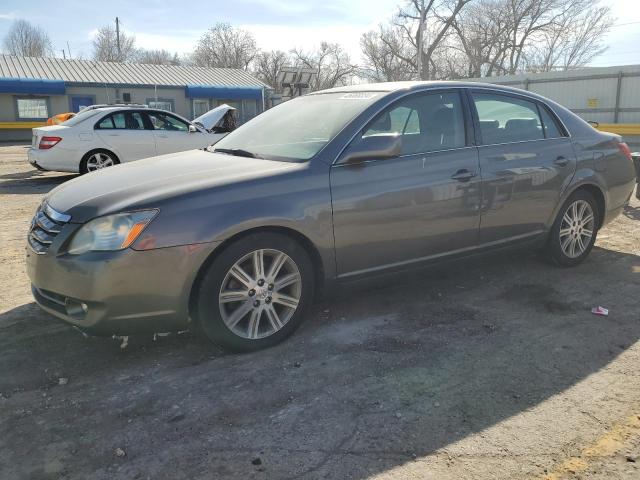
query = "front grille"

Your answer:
(28, 203), (70, 254)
